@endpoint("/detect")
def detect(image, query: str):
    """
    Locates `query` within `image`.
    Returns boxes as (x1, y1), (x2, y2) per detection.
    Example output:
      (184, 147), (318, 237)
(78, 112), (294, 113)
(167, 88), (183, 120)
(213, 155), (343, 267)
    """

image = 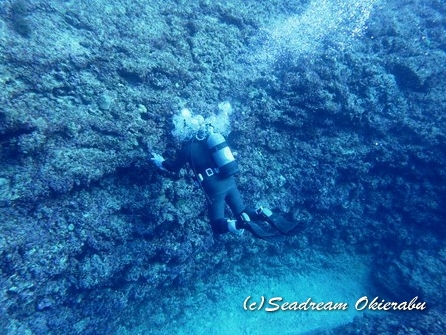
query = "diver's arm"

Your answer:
(151, 143), (188, 173)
